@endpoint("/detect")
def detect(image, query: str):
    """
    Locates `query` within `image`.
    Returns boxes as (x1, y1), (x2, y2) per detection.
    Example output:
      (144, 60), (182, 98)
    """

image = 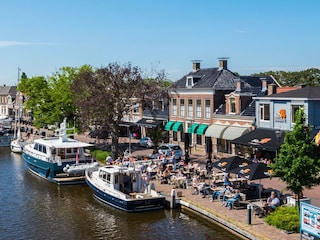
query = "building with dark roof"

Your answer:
(0, 85), (17, 119)
(254, 85), (320, 135)
(230, 86), (320, 159)
(166, 58), (279, 155)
